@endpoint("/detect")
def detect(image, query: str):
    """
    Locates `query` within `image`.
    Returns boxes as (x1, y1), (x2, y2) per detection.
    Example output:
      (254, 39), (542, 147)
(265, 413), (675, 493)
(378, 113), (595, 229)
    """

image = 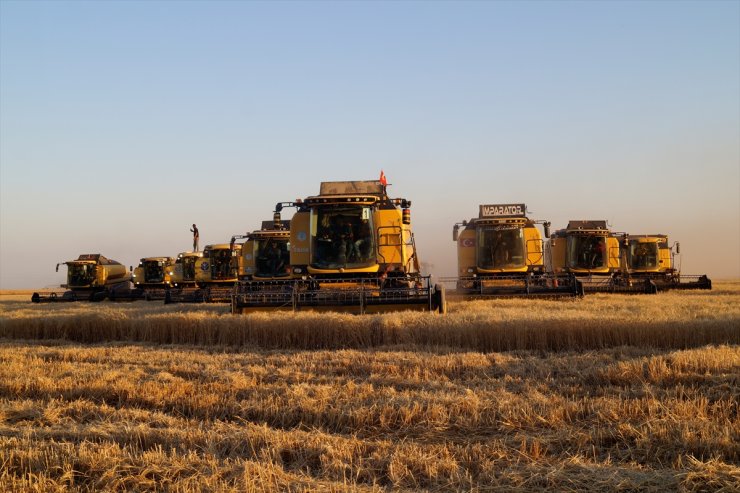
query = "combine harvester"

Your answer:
(132, 256), (175, 300)
(620, 235), (711, 291)
(168, 251), (203, 289)
(546, 221), (657, 294)
(446, 203), (583, 298)
(165, 244), (240, 303)
(232, 220), (292, 281)
(232, 179), (446, 314)
(31, 254), (137, 302)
